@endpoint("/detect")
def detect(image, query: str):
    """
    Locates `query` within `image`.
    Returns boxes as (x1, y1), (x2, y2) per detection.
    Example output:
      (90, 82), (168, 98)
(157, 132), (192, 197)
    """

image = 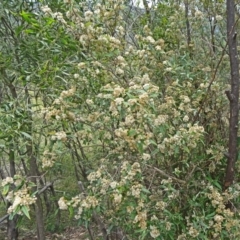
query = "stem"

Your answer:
(223, 0), (239, 210)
